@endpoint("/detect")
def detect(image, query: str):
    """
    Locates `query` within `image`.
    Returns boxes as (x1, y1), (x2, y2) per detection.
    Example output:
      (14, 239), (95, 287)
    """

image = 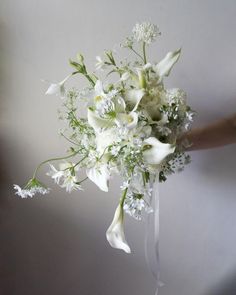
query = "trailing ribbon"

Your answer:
(145, 176), (164, 294)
